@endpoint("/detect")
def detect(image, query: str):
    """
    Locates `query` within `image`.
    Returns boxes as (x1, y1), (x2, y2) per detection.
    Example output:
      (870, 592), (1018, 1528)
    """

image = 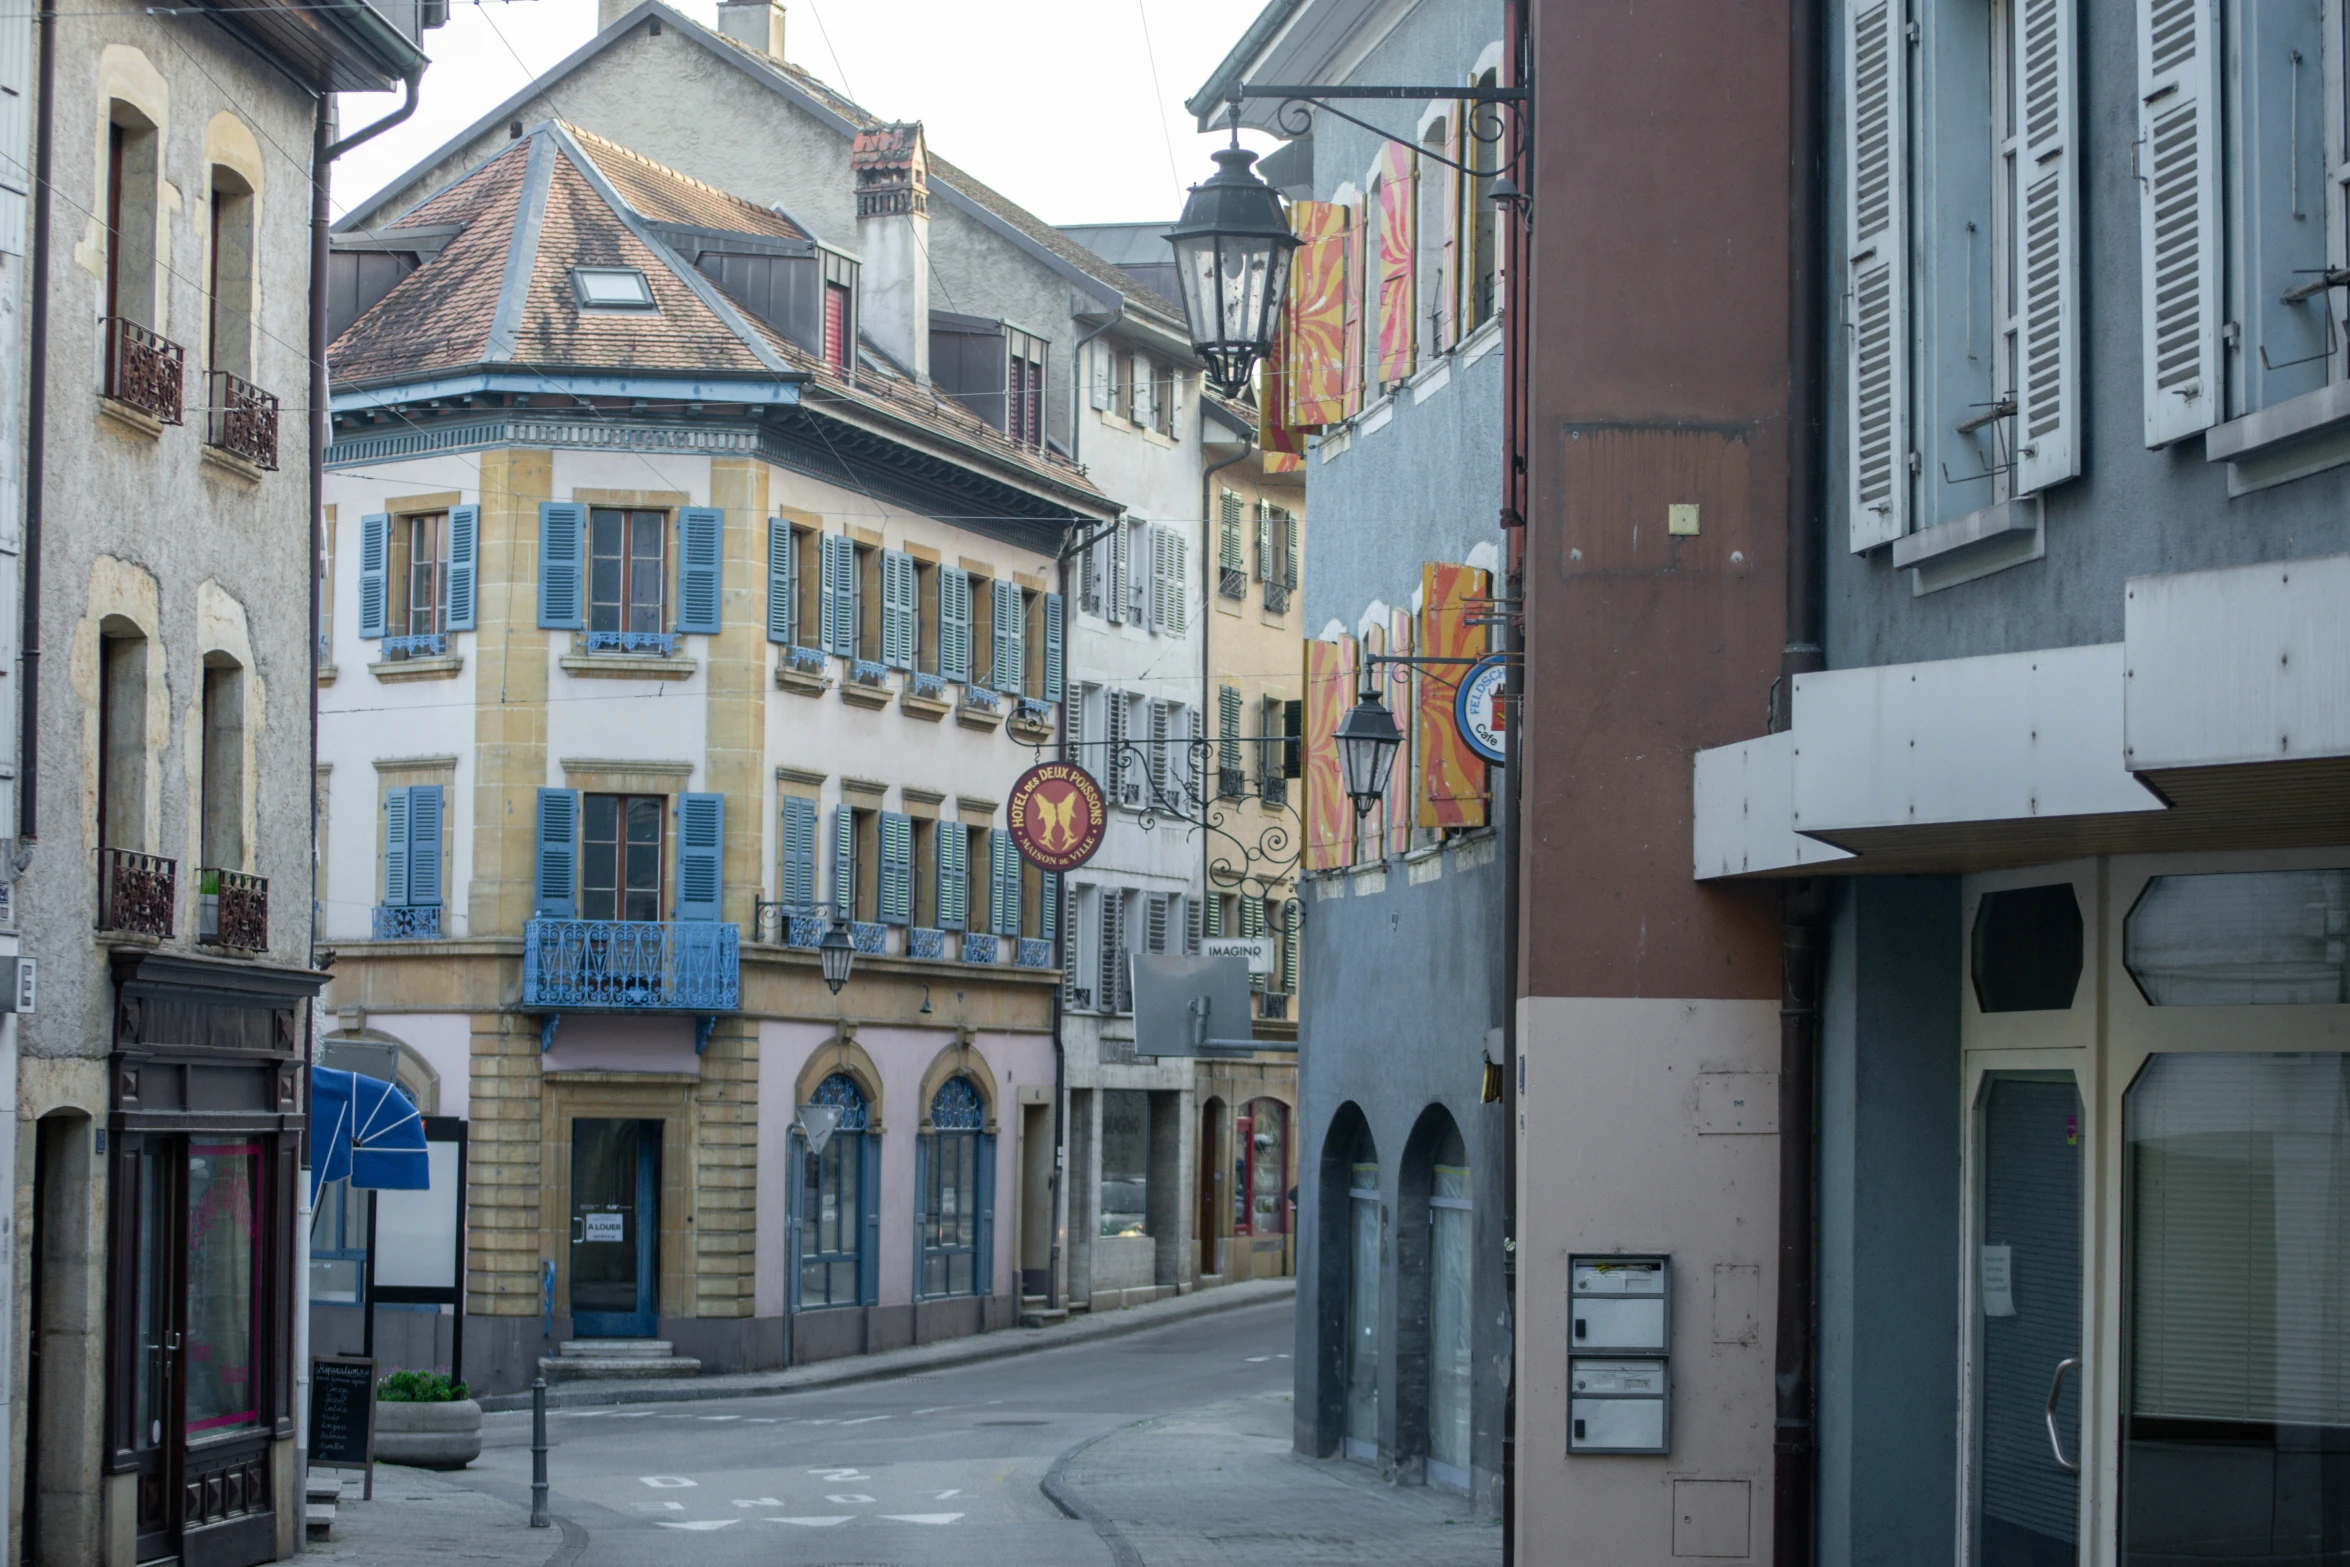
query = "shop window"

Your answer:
(309, 1178), (370, 1305)
(2124, 1052), (2350, 1562)
(796, 1073), (869, 1309)
(582, 793), (663, 922)
(2125, 868), (2350, 1006)
(1971, 883), (2083, 1012)
(185, 1143), (262, 1434)
(1100, 1089), (1150, 1237)
(919, 1077), (987, 1298)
